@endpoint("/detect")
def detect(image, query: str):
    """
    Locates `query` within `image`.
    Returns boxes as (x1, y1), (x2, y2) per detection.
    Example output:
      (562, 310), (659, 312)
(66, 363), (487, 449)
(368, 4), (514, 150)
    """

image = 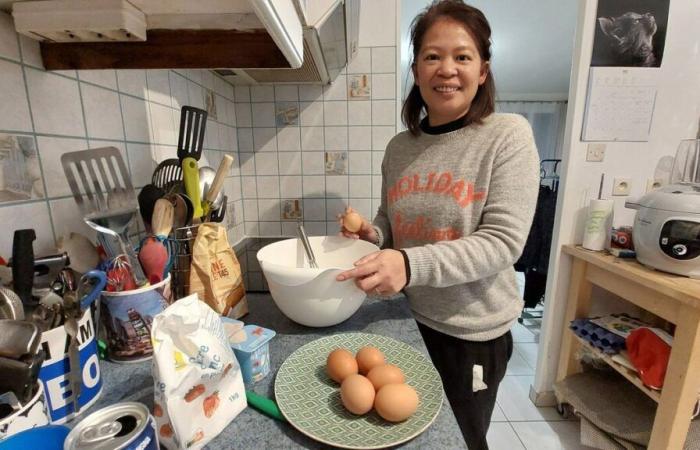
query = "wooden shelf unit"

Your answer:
(571, 334), (661, 403)
(556, 245), (700, 450)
